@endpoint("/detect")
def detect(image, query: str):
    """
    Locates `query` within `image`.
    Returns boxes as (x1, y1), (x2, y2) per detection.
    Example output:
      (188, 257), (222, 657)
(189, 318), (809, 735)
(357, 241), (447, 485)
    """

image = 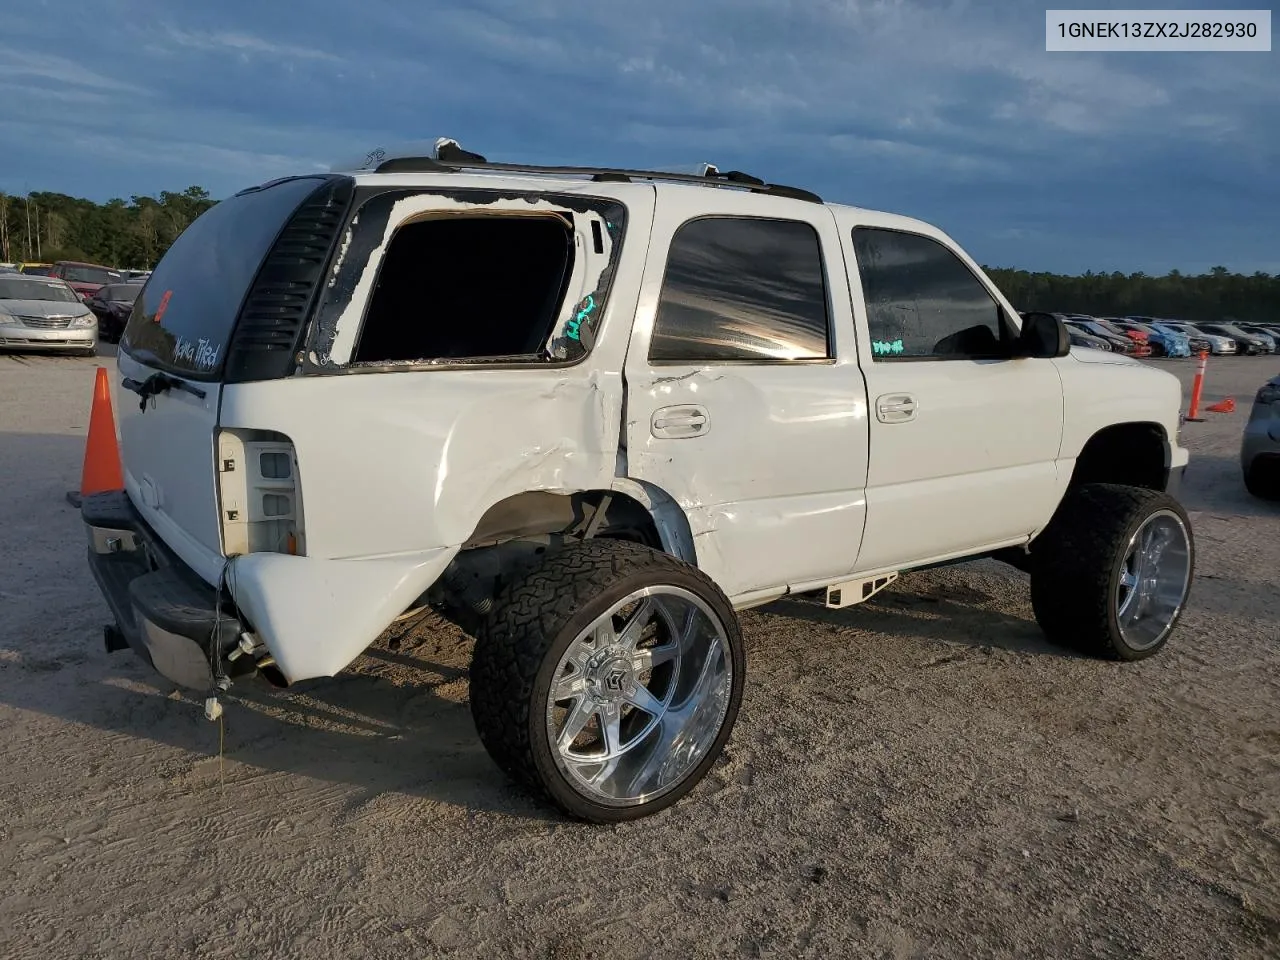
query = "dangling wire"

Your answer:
(218, 711), (226, 801)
